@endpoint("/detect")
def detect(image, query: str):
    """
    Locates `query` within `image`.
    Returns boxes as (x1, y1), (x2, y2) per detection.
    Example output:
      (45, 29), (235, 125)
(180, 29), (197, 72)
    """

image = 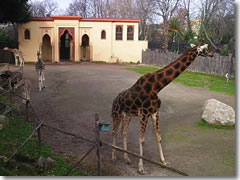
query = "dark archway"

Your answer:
(81, 34), (90, 61)
(60, 30), (73, 61)
(42, 34), (52, 62)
